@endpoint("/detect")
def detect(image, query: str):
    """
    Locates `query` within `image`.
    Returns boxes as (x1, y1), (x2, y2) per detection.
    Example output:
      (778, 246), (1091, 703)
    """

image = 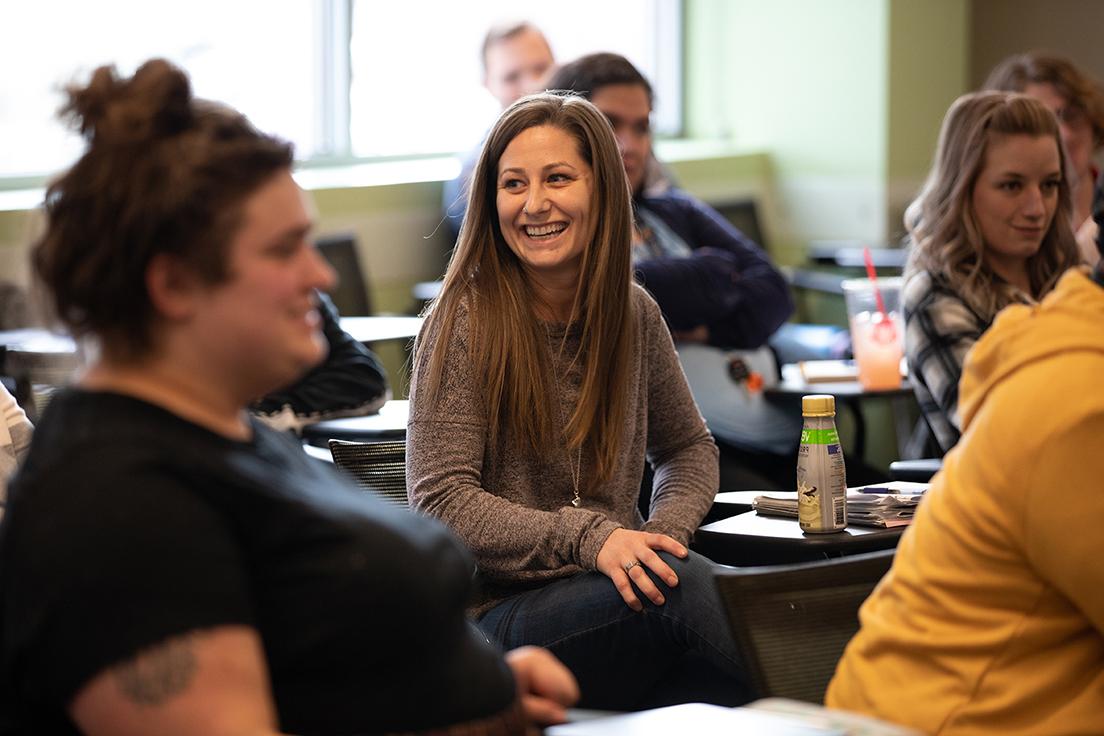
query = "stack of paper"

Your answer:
(798, 360), (860, 383)
(752, 482), (928, 528)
